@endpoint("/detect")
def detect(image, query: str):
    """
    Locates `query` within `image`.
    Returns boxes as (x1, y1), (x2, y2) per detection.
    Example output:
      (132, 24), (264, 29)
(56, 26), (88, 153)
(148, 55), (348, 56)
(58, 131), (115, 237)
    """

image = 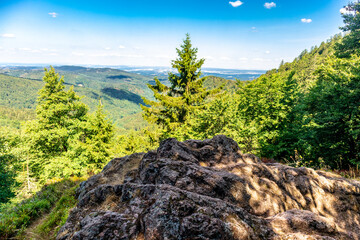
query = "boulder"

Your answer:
(58, 135), (360, 240)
